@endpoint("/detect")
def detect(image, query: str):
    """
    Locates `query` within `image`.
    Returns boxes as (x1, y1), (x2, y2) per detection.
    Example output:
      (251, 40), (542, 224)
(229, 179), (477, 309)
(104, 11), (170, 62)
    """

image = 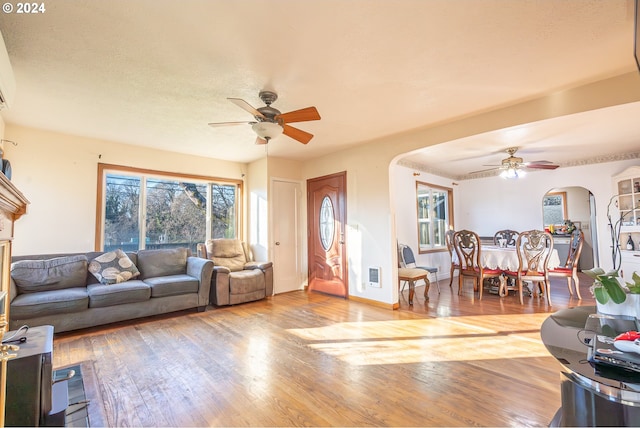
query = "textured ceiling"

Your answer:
(0, 0), (638, 174)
